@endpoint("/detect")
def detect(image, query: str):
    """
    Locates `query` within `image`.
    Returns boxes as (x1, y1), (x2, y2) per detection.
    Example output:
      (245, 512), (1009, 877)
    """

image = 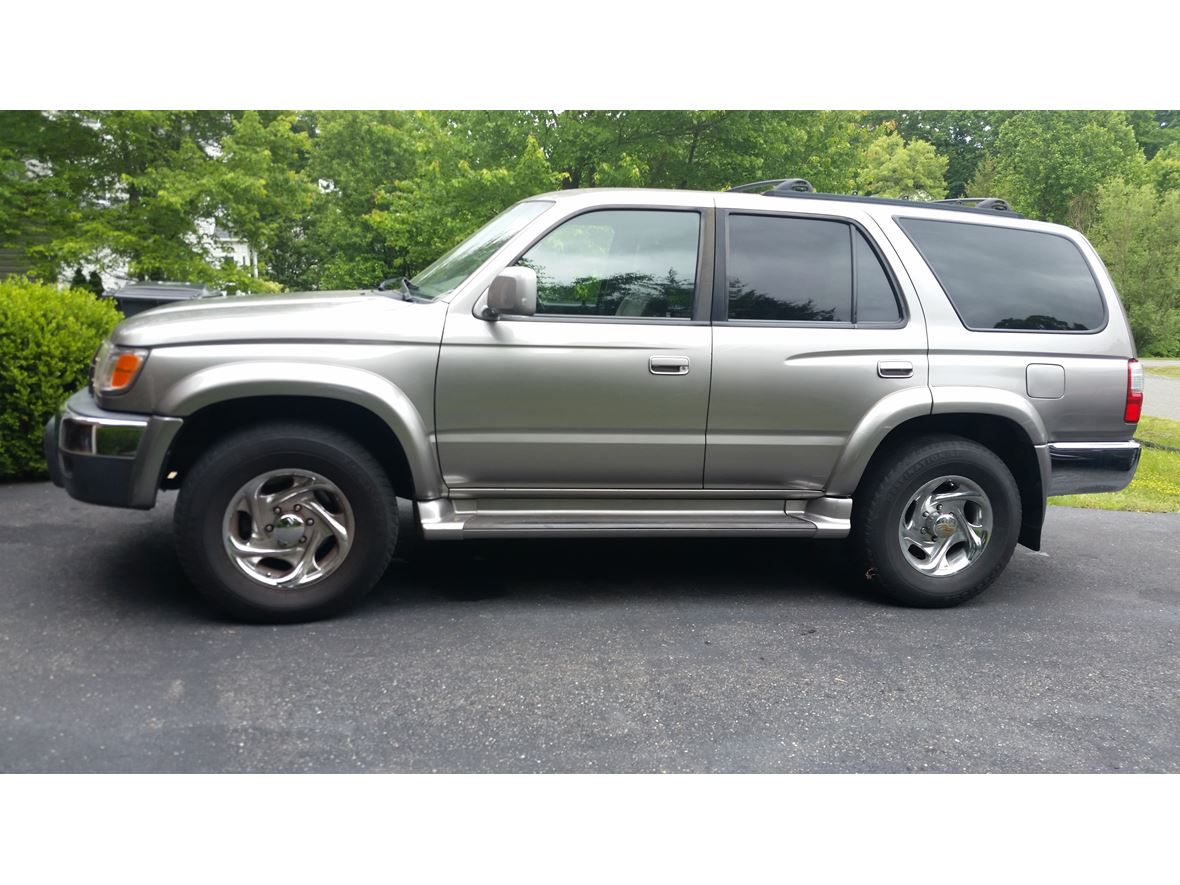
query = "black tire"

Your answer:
(174, 422), (398, 623)
(852, 434), (1020, 608)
